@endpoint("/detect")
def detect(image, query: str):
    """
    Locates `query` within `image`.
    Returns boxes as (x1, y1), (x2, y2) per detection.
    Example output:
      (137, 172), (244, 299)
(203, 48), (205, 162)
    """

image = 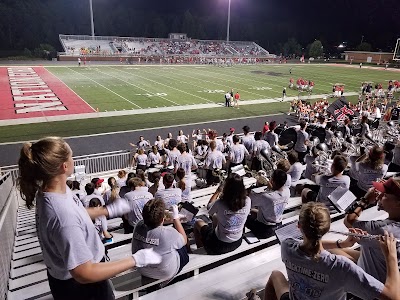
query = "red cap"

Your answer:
(230, 127), (235, 132)
(96, 178), (104, 185)
(372, 178), (400, 195)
